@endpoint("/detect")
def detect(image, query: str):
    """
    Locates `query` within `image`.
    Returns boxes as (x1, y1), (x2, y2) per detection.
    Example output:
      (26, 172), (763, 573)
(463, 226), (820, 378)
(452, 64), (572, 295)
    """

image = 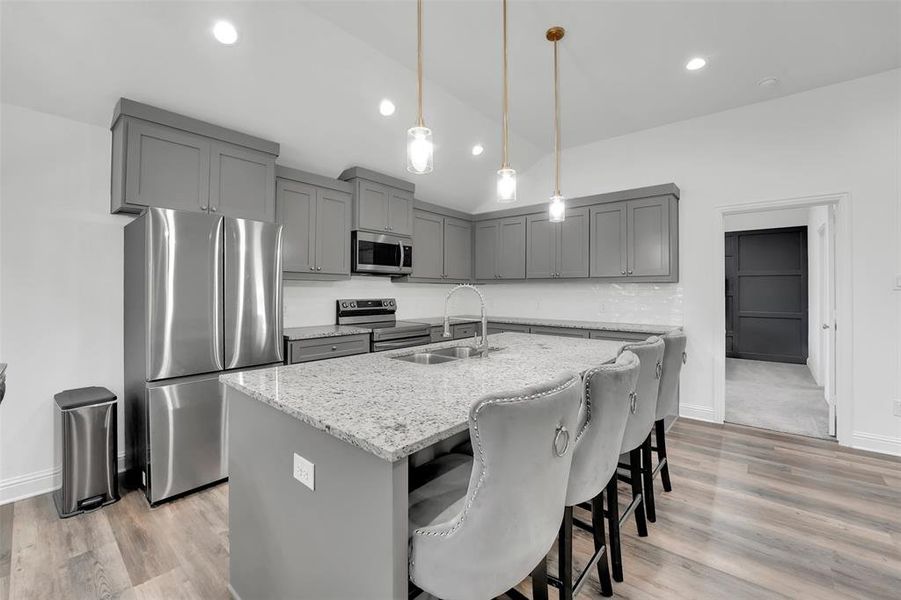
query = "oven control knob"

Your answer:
(350, 302), (357, 308)
(382, 300), (389, 306)
(341, 302), (348, 308)
(389, 299), (395, 306)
